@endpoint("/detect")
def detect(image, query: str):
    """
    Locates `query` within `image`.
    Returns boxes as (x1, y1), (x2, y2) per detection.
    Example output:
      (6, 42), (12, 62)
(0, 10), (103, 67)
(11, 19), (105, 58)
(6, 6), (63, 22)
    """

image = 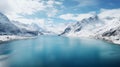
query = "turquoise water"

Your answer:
(0, 35), (120, 67)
